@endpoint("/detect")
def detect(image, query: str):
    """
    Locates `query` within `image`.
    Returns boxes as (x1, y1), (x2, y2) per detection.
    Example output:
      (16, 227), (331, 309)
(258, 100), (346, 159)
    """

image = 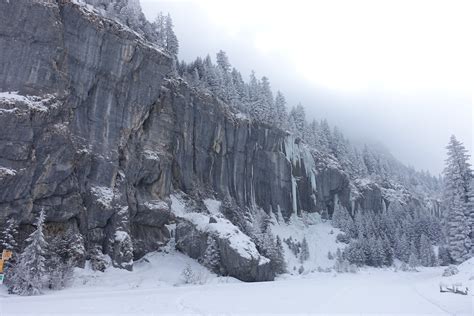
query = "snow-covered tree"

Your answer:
(272, 236), (287, 274)
(289, 104), (306, 140)
(343, 240), (366, 266)
(437, 246), (452, 266)
(394, 233), (410, 262)
(381, 234), (394, 266)
(419, 233), (436, 267)
(9, 209), (48, 296)
(442, 135), (473, 262)
(274, 91), (288, 130)
(0, 218), (18, 251)
(370, 237), (385, 267)
(299, 237), (310, 263)
(47, 256), (74, 291)
(408, 252), (419, 270)
(258, 76), (274, 123)
(318, 119), (332, 153)
(152, 12), (165, 48)
(202, 236), (220, 272)
(408, 241), (419, 269)
(216, 50), (231, 73)
(363, 145), (378, 175)
(164, 13), (179, 58)
(331, 197), (352, 232)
